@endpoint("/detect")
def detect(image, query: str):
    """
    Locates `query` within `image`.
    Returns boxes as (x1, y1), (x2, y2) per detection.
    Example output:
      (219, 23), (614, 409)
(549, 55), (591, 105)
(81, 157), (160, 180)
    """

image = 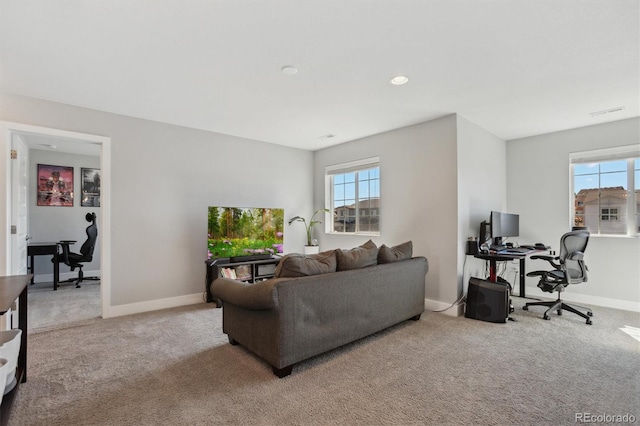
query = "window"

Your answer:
(571, 146), (639, 236)
(325, 157), (380, 235)
(601, 208), (619, 221)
